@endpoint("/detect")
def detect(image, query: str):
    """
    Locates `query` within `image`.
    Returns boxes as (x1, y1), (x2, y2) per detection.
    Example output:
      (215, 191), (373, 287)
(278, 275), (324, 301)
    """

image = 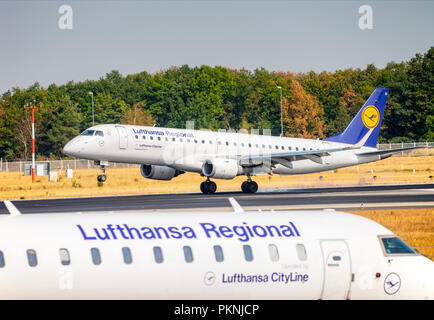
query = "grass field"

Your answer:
(1, 155), (433, 260)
